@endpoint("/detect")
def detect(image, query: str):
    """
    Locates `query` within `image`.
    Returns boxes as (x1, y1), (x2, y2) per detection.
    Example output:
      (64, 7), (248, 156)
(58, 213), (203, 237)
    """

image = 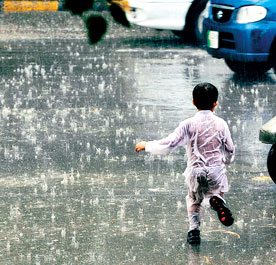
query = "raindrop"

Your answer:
(6, 241), (10, 253)
(105, 147), (110, 157)
(61, 173), (68, 186)
(119, 203), (126, 220)
(51, 211), (55, 223)
(122, 155), (127, 163)
(177, 201), (183, 211)
(93, 197), (99, 206)
(61, 228), (66, 238)
(148, 175), (153, 186)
